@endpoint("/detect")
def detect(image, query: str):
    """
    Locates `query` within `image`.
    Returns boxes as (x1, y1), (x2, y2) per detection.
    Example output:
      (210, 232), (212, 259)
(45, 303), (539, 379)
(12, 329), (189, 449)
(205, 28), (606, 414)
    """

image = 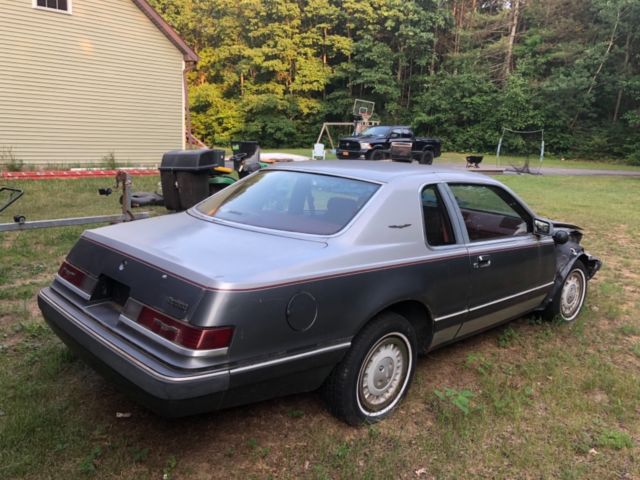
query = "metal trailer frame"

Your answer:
(0, 171), (151, 233)
(0, 187), (24, 214)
